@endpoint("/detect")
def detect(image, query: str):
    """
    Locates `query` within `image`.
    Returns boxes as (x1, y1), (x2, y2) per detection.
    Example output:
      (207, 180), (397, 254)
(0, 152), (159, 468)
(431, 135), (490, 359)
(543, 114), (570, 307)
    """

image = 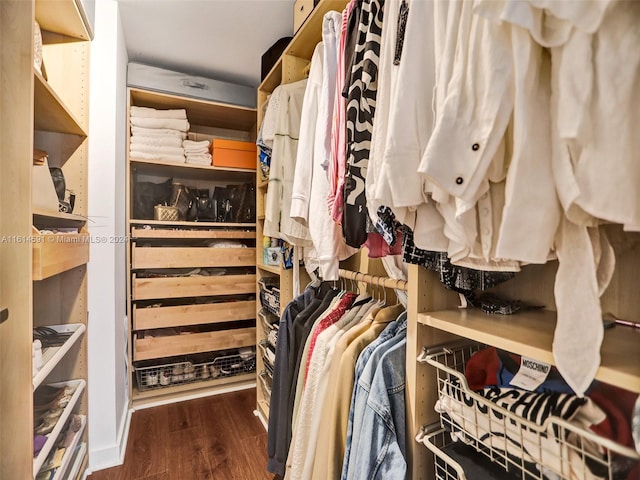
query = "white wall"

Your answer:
(87, 0), (130, 471)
